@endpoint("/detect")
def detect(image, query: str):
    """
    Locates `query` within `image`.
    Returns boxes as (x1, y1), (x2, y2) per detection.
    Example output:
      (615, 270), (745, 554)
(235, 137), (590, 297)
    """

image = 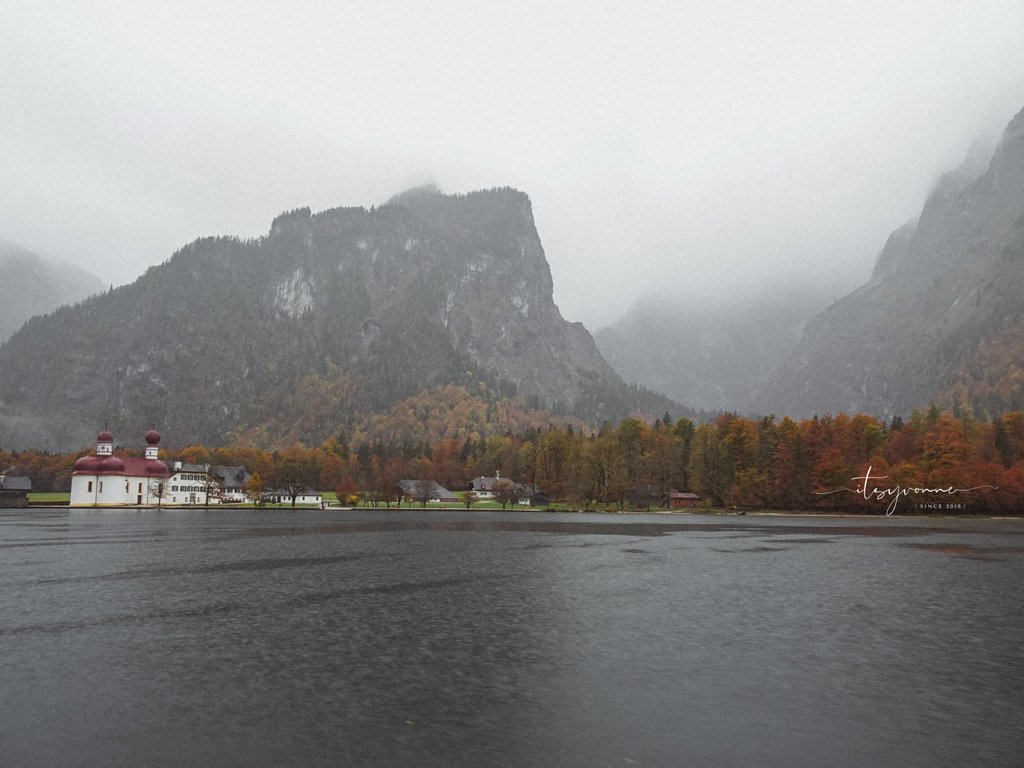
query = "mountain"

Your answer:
(0, 241), (104, 343)
(0, 187), (680, 450)
(754, 106), (1024, 419)
(595, 288), (824, 413)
